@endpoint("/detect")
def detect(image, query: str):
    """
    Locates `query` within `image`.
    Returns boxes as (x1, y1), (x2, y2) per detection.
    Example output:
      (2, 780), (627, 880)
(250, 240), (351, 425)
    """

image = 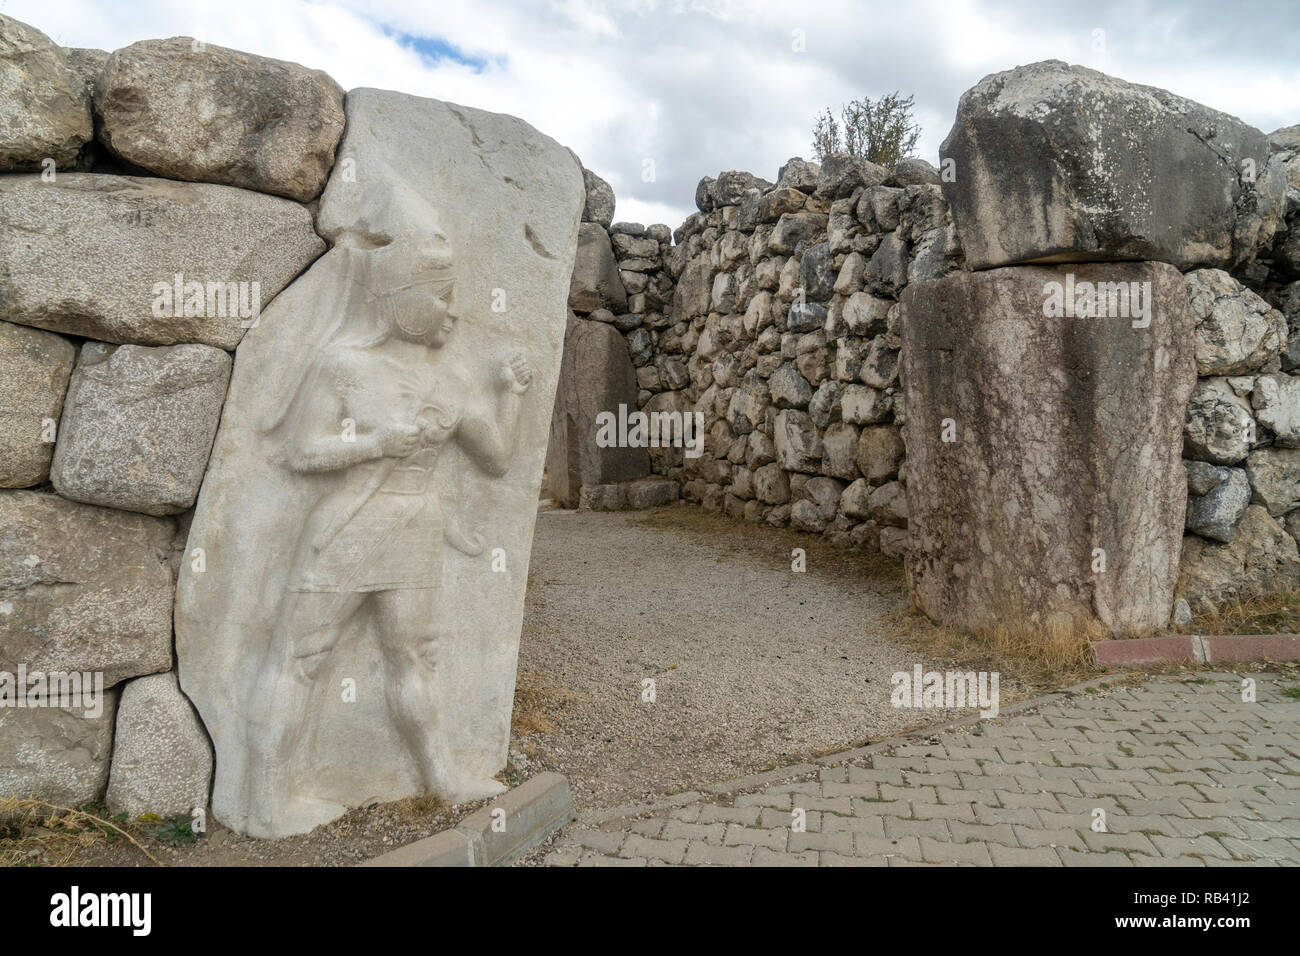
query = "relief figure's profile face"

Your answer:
(387, 278), (458, 348)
